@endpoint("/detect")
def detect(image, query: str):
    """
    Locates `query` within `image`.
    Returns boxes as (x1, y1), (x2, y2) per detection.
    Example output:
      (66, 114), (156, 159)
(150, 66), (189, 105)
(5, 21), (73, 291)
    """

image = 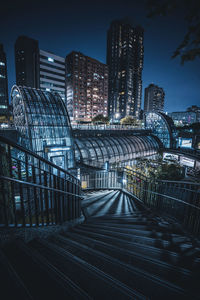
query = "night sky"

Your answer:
(0, 0), (199, 113)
